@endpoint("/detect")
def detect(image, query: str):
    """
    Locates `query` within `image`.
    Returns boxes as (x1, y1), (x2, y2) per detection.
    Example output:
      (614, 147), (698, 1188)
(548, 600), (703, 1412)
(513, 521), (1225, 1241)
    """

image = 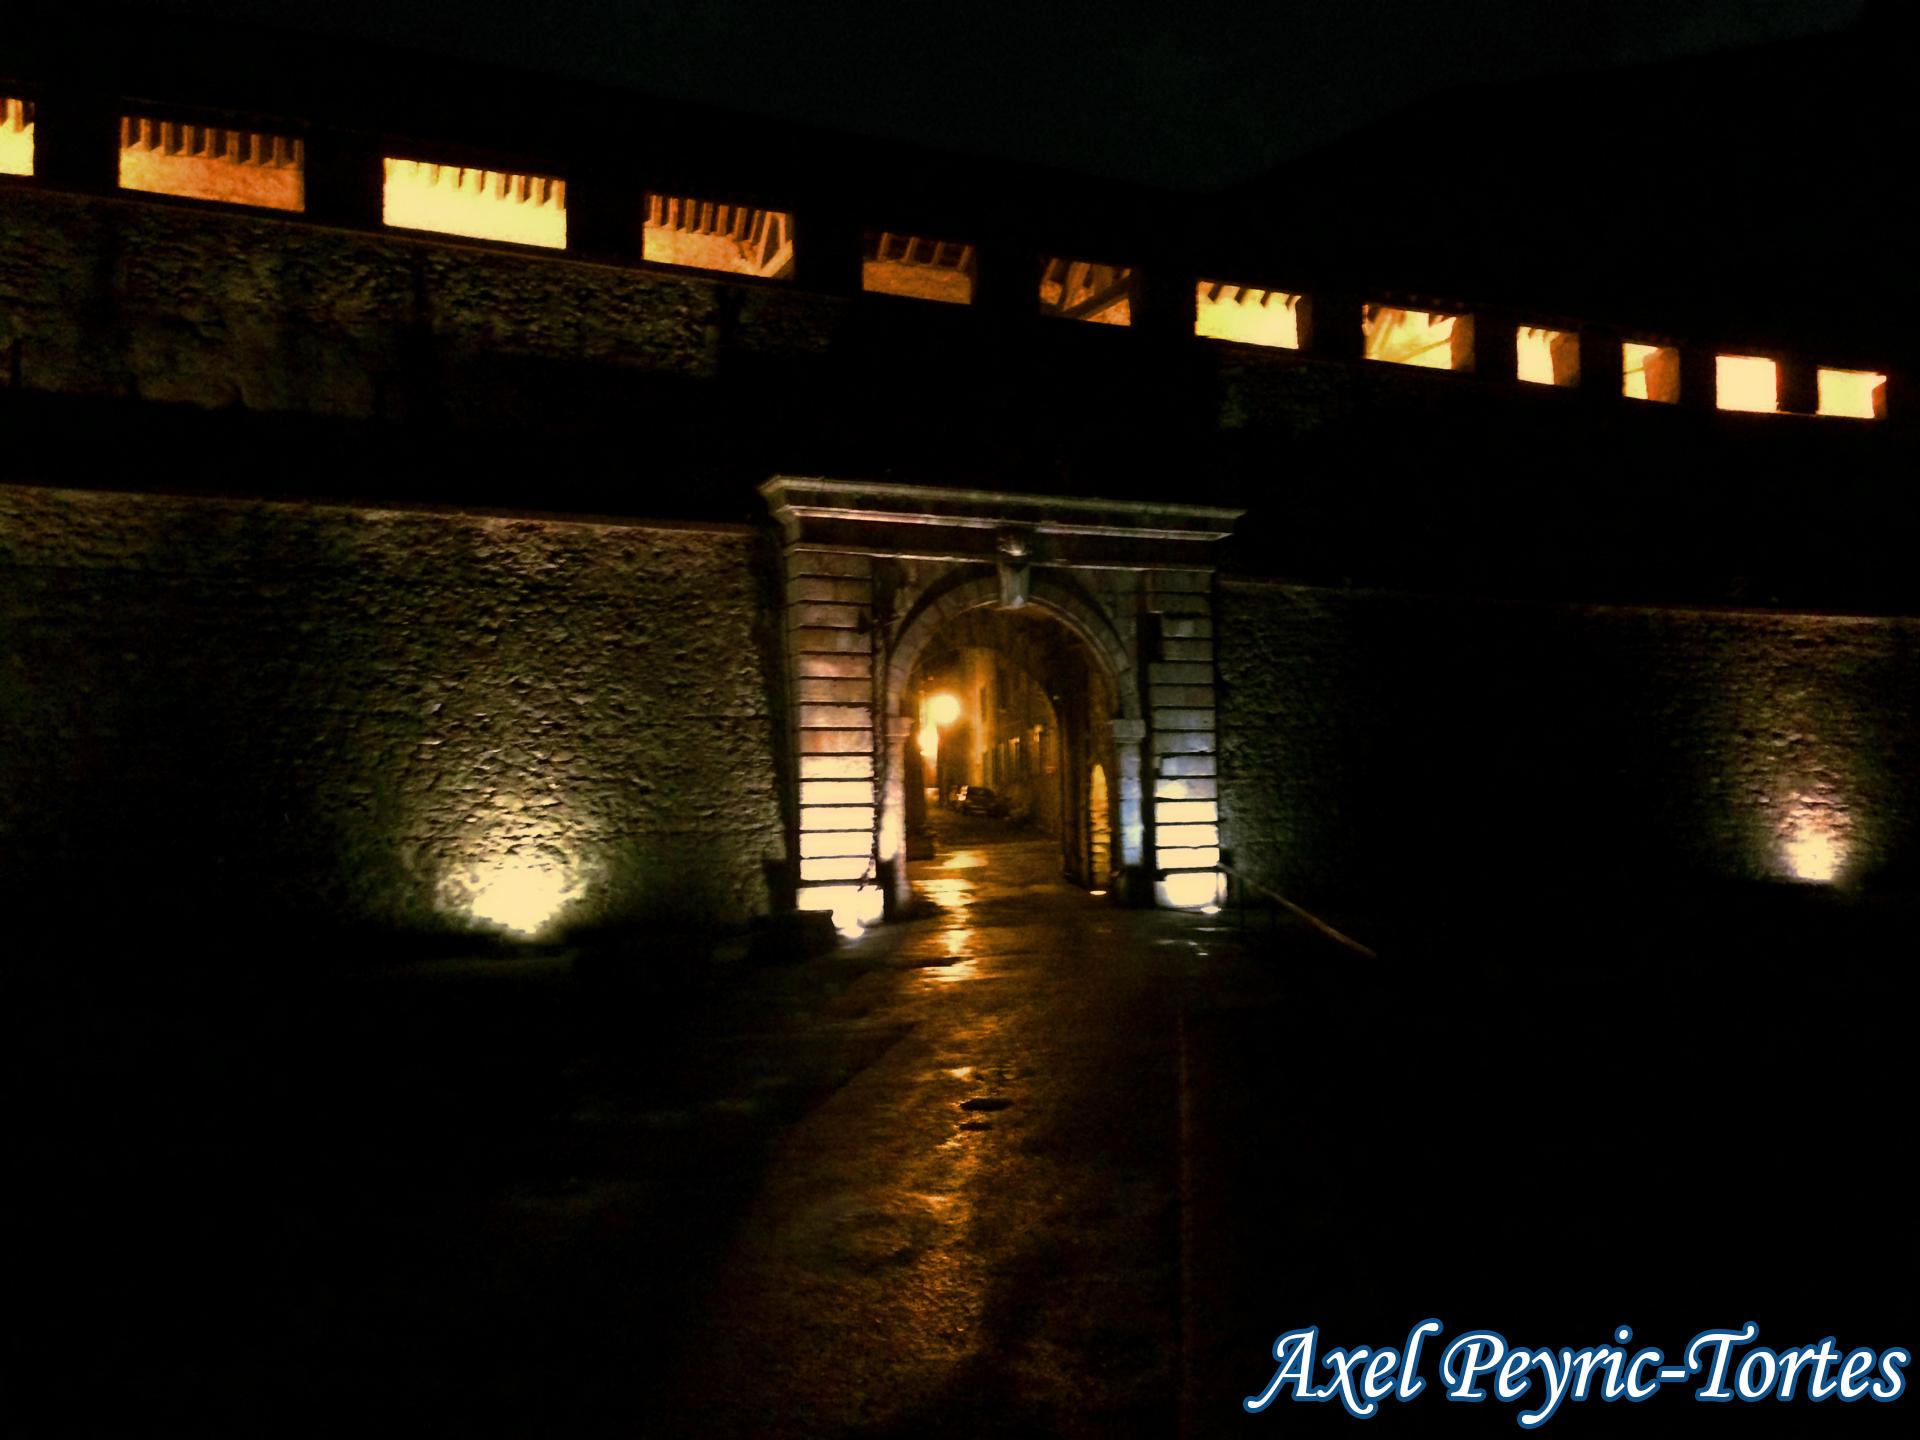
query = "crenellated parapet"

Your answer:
(0, 51), (1898, 424)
